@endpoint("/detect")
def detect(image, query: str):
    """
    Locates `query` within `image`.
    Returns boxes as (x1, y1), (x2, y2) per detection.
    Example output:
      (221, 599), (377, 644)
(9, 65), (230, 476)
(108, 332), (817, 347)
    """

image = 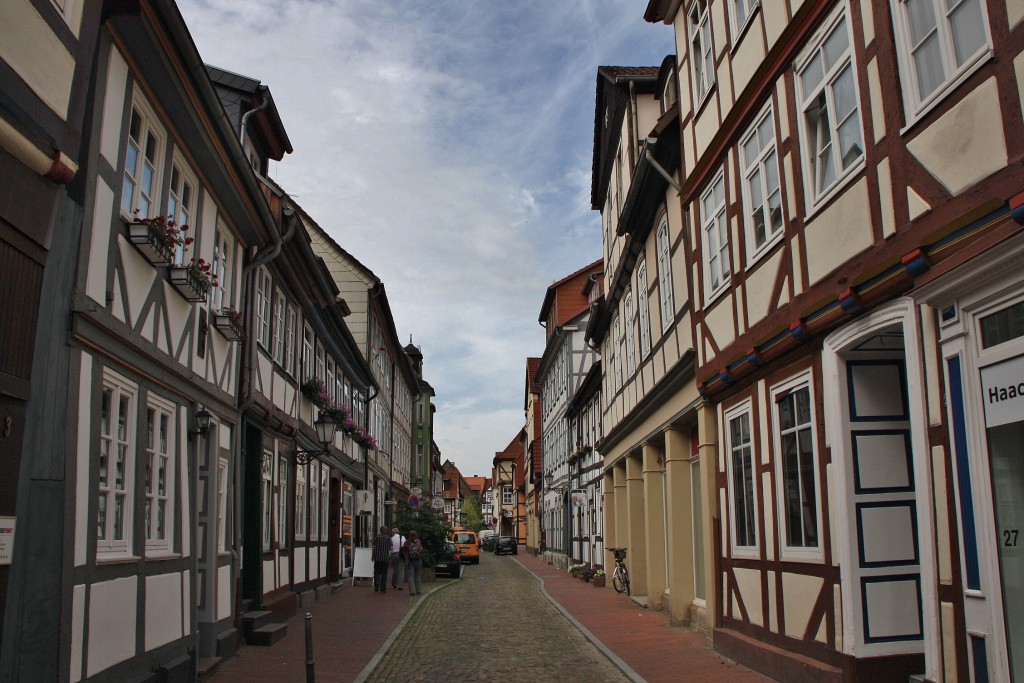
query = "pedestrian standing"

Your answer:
(372, 525), (391, 592)
(390, 527), (406, 589)
(405, 531), (424, 595)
